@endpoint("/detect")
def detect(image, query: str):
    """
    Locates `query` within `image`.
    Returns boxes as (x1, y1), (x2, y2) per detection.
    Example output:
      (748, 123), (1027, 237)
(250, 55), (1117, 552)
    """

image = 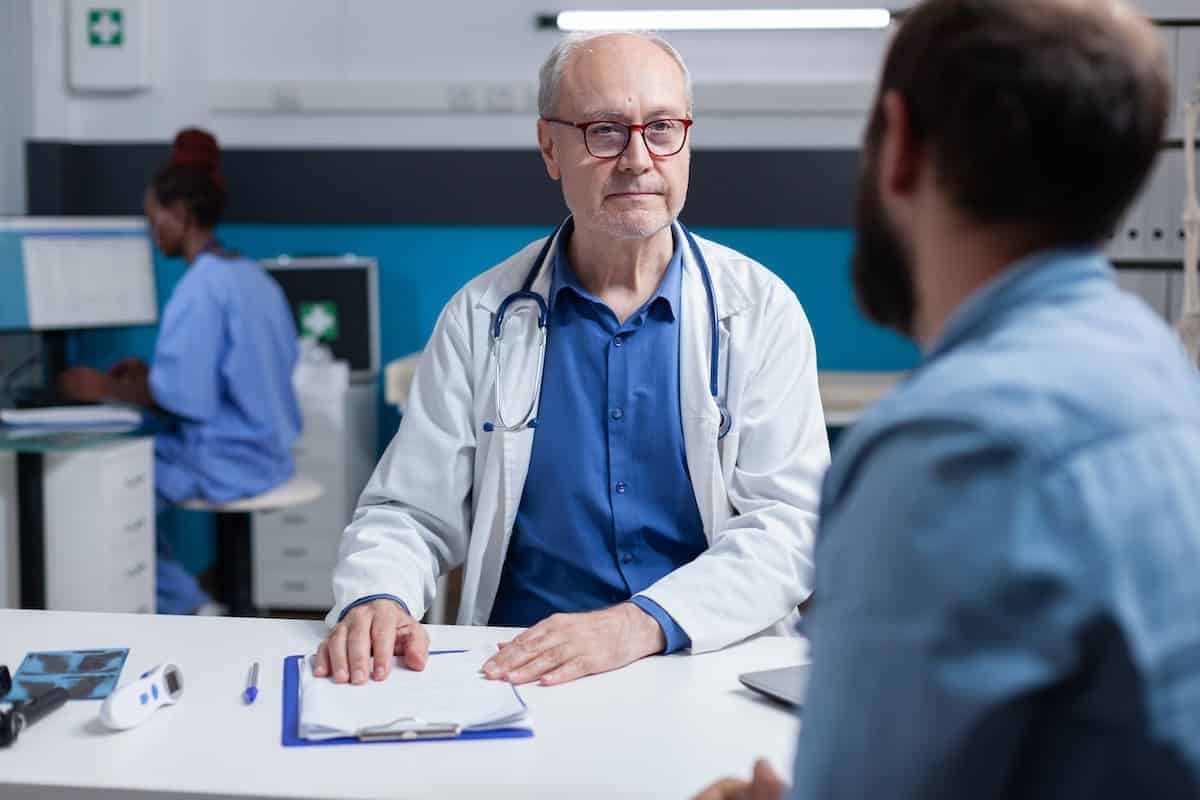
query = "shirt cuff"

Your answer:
(337, 594), (411, 623)
(630, 596), (691, 654)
